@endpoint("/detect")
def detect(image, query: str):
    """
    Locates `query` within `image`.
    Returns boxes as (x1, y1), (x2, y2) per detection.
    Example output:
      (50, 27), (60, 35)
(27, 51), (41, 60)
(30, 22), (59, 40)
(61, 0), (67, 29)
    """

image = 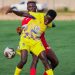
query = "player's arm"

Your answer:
(6, 8), (35, 19)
